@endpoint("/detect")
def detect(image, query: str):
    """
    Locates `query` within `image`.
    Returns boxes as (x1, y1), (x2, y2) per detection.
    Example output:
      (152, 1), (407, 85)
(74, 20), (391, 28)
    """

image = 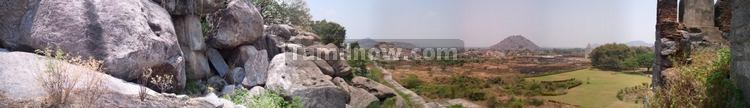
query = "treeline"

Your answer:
(588, 43), (654, 71)
(251, 0), (346, 46)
